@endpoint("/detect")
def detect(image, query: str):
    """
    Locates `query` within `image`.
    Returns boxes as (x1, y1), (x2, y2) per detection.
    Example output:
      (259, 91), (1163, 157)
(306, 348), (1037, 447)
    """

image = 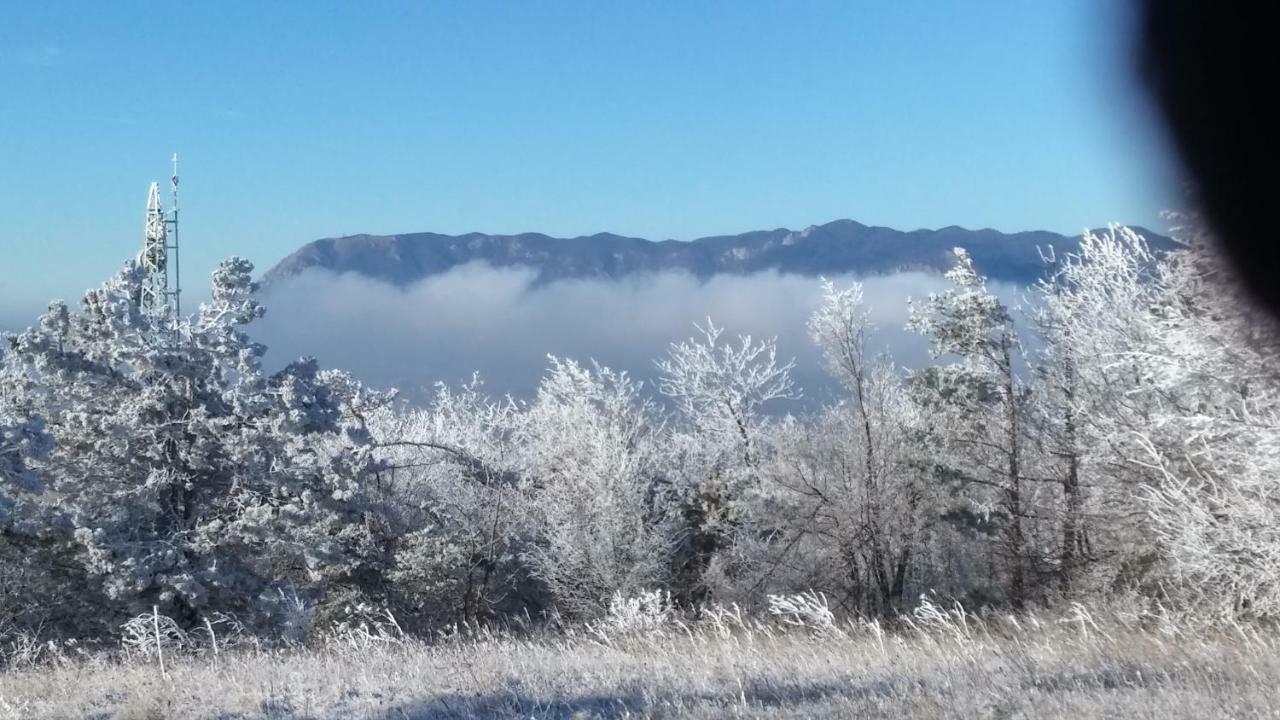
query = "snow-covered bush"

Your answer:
(370, 377), (531, 627)
(120, 609), (191, 660)
(520, 358), (674, 618)
(603, 589), (673, 634)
